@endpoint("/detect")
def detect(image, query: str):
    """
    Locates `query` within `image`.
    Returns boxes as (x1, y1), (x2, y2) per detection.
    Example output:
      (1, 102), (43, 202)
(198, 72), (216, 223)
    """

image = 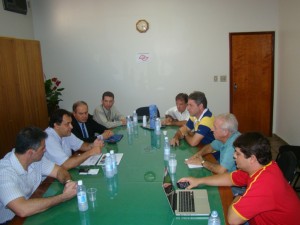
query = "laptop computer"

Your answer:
(162, 168), (211, 216)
